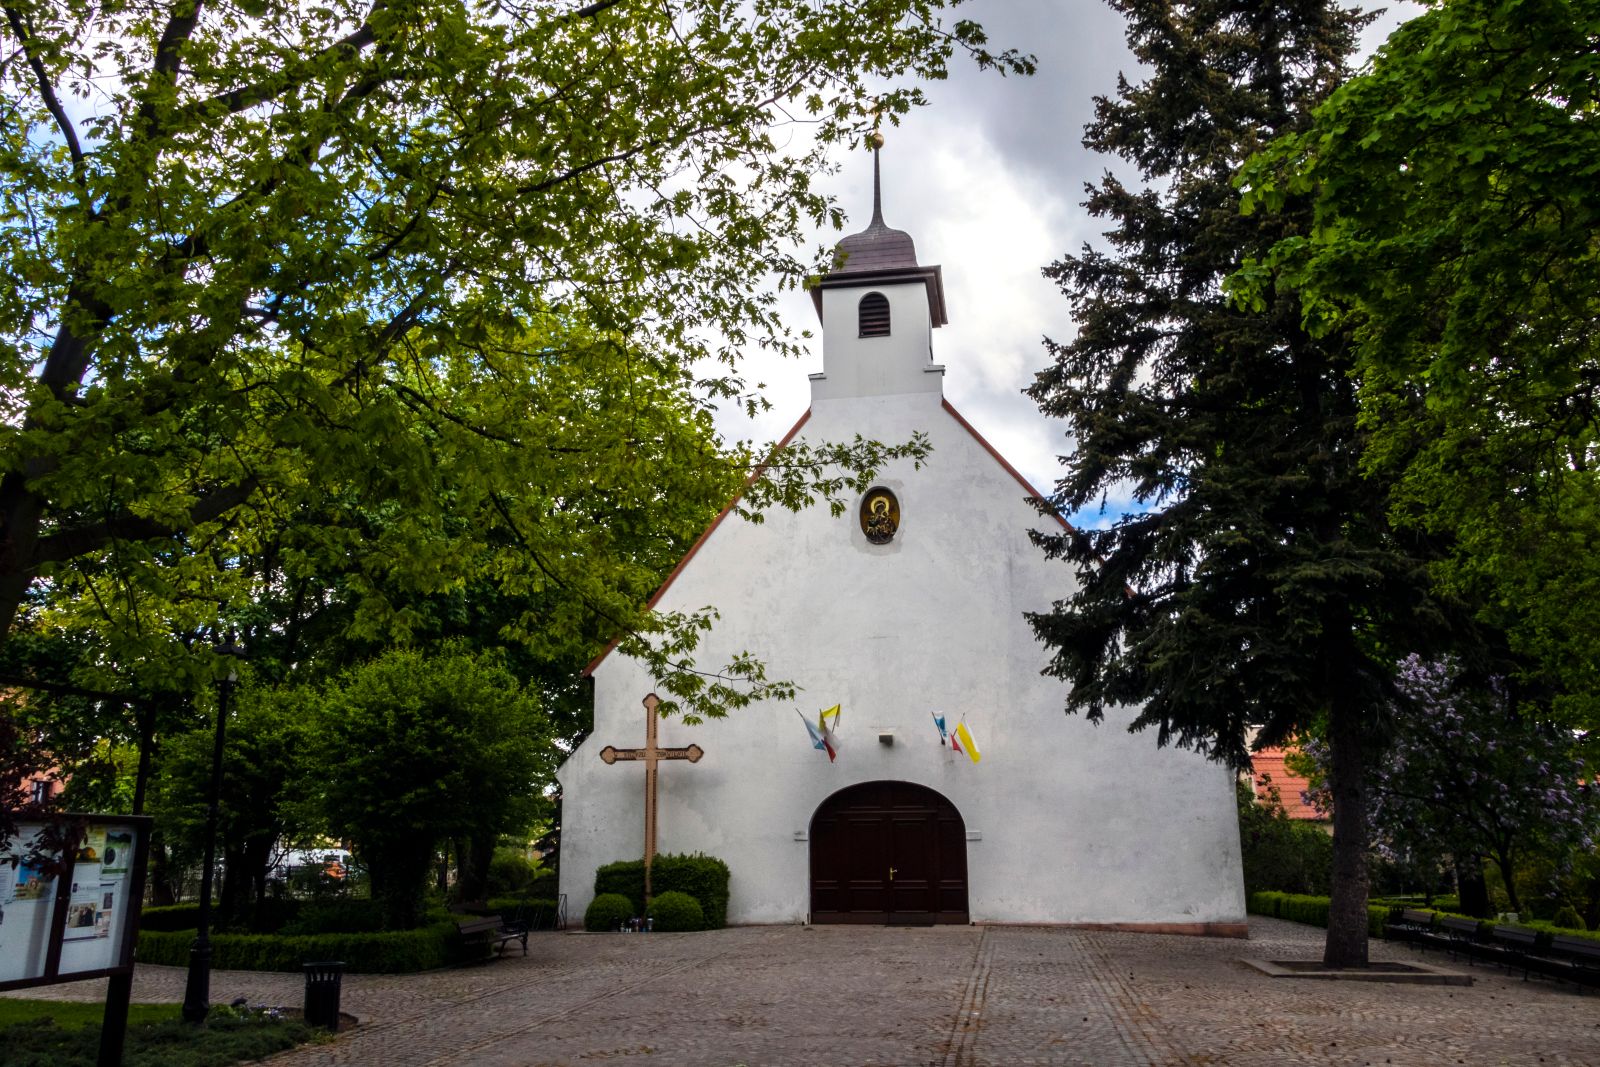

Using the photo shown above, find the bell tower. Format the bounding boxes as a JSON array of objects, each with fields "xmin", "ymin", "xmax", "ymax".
[{"xmin": 807, "ymin": 146, "xmax": 949, "ymax": 404}]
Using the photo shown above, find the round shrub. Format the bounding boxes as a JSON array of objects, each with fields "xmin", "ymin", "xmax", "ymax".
[
  {"xmin": 1551, "ymin": 904, "xmax": 1588, "ymax": 931},
  {"xmin": 585, "ymin": 892, "xmax": 635, "ymax": 932},
  {"xmin": 647, "ymin": 891, "xmax": 703, "ymax": 932},
  {"xmin": 487, "ymin": 850, "xmax": 539, "ymax": 896}
]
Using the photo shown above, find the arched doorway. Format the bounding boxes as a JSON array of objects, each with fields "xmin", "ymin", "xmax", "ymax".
[{"xmin": 809, "ymin": 781, "xmax": 968, "ymax": 925}]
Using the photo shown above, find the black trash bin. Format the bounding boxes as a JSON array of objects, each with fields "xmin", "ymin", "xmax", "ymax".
[{"xmin": 302, "ymin": 961, "xmax": 346, "ymax": 1030}]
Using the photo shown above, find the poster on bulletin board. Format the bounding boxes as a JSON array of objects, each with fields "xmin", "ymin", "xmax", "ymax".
[{"xmin": 0, "ymin": 814, "xmax": 151, "ymax": 992}]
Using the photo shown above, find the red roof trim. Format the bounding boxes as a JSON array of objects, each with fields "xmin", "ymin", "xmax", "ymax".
[
  {"xmin": 582, "ymin": 409, "xmax": 815, "ymax": 678},
  {"xmin": 940, "ymin": 398, "xmax": 1073, "ymax": 532}
]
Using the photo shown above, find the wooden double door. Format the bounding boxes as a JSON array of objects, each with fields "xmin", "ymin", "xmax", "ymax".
[{"xmin": 809, "ymin": 781, "xmax": 969, "ymax": 925}]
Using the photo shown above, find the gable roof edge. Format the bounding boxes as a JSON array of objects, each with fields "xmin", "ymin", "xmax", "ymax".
[
  {"xmin": 581, "ymin": 408, "xmax": 814, "ymax": 678},
  {"xmin": 940, "ymin": 398, "xmax": 1072, "ymax": 532}
]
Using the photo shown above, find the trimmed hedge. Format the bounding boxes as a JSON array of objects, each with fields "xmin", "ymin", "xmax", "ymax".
[
  {"xmin": 594, "ymin": 853, "xmax": 730, "ymax": 929},
  {"xmin": 137, "ymin": 918, "xmax": 466, "ymax": 972},
  {"xmin": 278, "ymin": 898, "xmax": 385, "ymax": 935},
  {"xmin": 1526, "ymin": 919, "xmax": 1600, "ymax": 943},
  {"xmin": 646, "ymin": 891, "xmax": 704, "ymax": 932},
  {"xmin": 585, "ymin": 893, "xmax": 635, "ymax": 932},
  {"xmin": 1245, "ymin": 891, "xmax": 1389, "ymax": 939}
]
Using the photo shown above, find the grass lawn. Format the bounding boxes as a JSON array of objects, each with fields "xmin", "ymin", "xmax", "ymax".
[{"xmin": 0, "ymin": 998, "xmax": 319, "ymax": 1067}]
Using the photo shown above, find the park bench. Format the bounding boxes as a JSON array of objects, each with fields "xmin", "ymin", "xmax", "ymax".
[
  {"xmin": 1488, "ymin": 925, "xmax": 1540, "ymax": 979},
  {"xmin": 1384, "ymin": 908, "xmax": 1437, "ymax": 947},
  {"xmin": 1438, "ymin": 916, "xmax": 1483, "ymax": 963},
  {"xmin": 1544, "ymin": 935, "xmax": 1600, "ymax": 991},
  {"xmin": 456, "ymin": 913, "xmax": 529, "ymax": 958}
]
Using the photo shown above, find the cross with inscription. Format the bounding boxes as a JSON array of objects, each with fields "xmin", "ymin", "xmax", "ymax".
[{"xmin": 599, "ymin": 693, "xmax": 704, "ymax": 908}]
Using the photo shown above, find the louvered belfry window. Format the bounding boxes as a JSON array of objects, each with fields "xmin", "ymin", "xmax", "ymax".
[{"xmin": 858, "ymin": 292, "xmax": 891, "ymax": 337}]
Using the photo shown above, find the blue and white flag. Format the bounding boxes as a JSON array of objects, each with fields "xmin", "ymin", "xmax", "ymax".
[{"xmin": 932, "ymin": 712, "xmax": 949, "ymax": 744}]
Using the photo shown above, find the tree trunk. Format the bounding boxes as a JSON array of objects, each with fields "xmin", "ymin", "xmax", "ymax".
[
  {"xmin": 454, "ymin": 832, "xmax": 495, "ymax": 905},
  {"xmin": 219, "ymin": 847, "xmax": 244, "ymax": 928},
  {"xmin": 1323, "ymin": 694, "xmax": 1371, "ymax": 968},
  {"xmin": 1495, "ymin": 852, "xmax": 1521, "ymax": 913},
  {"xmin": 147, "ymin": 836, "xmax": 176, "ymax": 907},
  {"xmin": 1456, "ymin": 857, "xmax": 1491, "ymax": 917}
]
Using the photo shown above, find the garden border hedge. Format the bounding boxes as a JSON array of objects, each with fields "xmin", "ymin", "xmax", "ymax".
[
  {"xmin": 137, "ymin": 918, "xmax": 468, "ymax": 973},
  {"xmin": 1245, "ymin": 891, "xmax": 1389, "ymax": 938}
]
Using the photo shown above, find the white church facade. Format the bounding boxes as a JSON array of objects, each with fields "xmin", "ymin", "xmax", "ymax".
[{"xmin": 556, "ymin": 167, "xmax": 1247, "ymax": 933}]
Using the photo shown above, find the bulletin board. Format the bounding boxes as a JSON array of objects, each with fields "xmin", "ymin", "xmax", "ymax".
[{"xmin": 0, "ymin": 815, "xmax": 152, "ymax": 991}]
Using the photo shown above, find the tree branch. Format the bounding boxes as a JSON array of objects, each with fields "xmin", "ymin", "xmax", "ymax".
[
  {"xmin": 32, "ymin": 478, "xmax": 261, "ymax": 566},
  {"xmin": 185, "ymin": 21, "xmax": 379, "ymax": 121},
  {"xmin": 573, "ymin": 0, "xmax": 627, "ymax": 17},
  {"xmin": 3, "ymin": 5, "xmax": 84, "ymax": 179},
  {"xmin": 135, "ymin": 0, "xmax": 205, "ymax": 131}
]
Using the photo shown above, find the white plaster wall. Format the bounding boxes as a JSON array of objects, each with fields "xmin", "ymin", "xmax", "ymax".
[
  {"xmin": 810, "ymin": 282, "xmax": 941, "ymax": 402},
  {"xmin": 557, "ymin": 380, "xmax": 1247, "ymax": 927}
]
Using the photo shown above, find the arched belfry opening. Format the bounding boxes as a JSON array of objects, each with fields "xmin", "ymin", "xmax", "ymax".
[
  {"xmin": 858, "ymin": 292, "xmax": 891, "ymax": 337},
  {"xmin": 809, "ymin": 780, "xmax": 969, "ymax": 925}
]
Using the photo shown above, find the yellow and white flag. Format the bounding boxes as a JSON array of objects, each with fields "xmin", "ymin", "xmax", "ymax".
[
  {"xmin": 818, "ymin": 704, "xmax": 842, "ymax": 755},
  {"xmin": 954, "ymin": 722, "xmax": 981, "ymax": 764}
]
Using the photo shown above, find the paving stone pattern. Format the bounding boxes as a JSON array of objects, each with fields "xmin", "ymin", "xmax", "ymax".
[{"xmin": 10, "ymin": 918, "xmax": 1599, "ymax": 1065}]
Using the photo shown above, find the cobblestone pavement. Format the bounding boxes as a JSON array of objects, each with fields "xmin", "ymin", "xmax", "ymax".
[{"xmin": 11, "ymin": 918, "xmax": 1600, "ymax": 1066}]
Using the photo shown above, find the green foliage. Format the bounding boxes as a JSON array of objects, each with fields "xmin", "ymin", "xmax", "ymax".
[
  {"xmin": 137, "ymin": 903, "xmax": 201, "ymax": 932},
  {"xmin": 137, "ymin": 919, "xmax": 460, "ymax": 973},
  {"xmin": 1526, "ymin": 919, "xmax": 1600, "ymax": 943},
  {"xmin": 1234, "ymin": 0, "xmax": 1600, "ymax": 726},
  {"xmin": 0, "ymin": 1004, "xmax": 312, "ymax": 1067},
  {"xmin": 1246, "ymin": 891, "xmax": 1391, "ymax": 939},
  {"xmin": 484, "ymin": 898, "xmax": 562, "ymax": 930},
  {"xmin": 149, "ymin": 686, "xmax": 320, "ymax": 928},
  {"xmin": 594, "ymin": 853, "xmax": 731, "ymax": 928},
  {"xmin": 584, "ymin": 893, "xmax": 636, "ymax": 933},
  {"xmin": 1235, "ymin": 780, "xmax": 1333, "ymax": 895},
  {"xmin": 0, "ymin": 1000, "xmax": 179, "ymax": 1030},
  {"xmin": 646, "ymin": 891, "xmax": 705, "ymax": 932},
  {"xmin": 315, "ymin": 644, "xmax": 550, "ymax": 929},
  {"xmin": 0, "ymin": 0, "xmax": 1025, "ymax": 730},
  {"xmin": 1551, "ymin": 905, "xmax": 1587, "ymax": 932},
  {"xmin": 486, "ymin": 850, "xmax": 540, "ymax": 898},
  {"xmin": 1025, "ymin": 0, "xmax": 1434, "ymax": 969},
  {"xmin": 278, "ymin": 899, "xmax": 387, "ymax": 936}
]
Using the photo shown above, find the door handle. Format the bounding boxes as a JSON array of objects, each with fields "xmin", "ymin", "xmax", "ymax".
[{"xmin": 888, "ymin": 867, "xmax": 896, "ymax": 882}]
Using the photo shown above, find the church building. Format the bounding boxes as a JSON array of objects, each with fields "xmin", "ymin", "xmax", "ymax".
[{"xmin": 557, "ymin": 162, "xmax": 1247, "ymax": 933}]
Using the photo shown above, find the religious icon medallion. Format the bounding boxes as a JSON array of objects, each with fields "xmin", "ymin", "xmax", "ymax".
[{"xmin": 860, "ymin": 487, "xmax": 900, "ymax": 544}]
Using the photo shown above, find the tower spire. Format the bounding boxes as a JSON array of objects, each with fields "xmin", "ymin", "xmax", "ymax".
[
  {"xmin": 871, "ymin": 143, "xmax": 885, "ymax": 228},
  {"xmin": 869, "ymin": 126, "xmax": 886, "ymax": 228}
]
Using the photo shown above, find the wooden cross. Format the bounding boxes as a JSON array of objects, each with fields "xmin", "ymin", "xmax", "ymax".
[{"xmin": 598, "ymin": 692, "xmax": 703, "ymax": 908}]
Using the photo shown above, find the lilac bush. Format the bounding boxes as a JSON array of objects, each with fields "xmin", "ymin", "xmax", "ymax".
[{"xmin": 1305, "ymin": 655, "xmax": 1597, "ymax": 912}]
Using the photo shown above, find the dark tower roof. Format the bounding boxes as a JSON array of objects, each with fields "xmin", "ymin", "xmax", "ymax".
[
  {"xmin": 829, "ymin": 150, "xmax": 919, "ymax": 273},
  {"xmin": 809, "ymin": 147, "xmax": 948, "ymax": 327}
]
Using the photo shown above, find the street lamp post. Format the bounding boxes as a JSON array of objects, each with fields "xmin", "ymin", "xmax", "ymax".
[{"xmin": 182, "ymin": 632, "xmax": 241, "ymax": 1025}]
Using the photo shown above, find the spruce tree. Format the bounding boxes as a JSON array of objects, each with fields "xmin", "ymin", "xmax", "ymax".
[{"xmin": 1028, "ymin": 0, "xmax": 1440, "ymax": 966}]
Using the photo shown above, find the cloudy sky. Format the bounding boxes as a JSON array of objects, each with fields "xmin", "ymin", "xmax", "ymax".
[{"xmin": 716, "ymin": 0, "xmax": 1420, "ymax": 529}]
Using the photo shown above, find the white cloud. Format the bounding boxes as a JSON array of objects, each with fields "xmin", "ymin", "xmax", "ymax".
[{"xmin": 713, "ymin": 1, "xmax": 1426, "ymax": 512}]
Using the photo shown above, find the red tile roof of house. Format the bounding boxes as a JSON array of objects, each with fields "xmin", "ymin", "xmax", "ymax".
[{"xmin": 1251, "ymin": 746, "xmax": 1323, "ymax": 820}]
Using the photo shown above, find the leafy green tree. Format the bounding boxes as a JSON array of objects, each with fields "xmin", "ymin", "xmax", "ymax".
[
  {"xmin": 1300, "ymin": 655, "xmax": 1599, "ymax": 915},
  {"xmin": 1234, "ymin": 0, "xmax": 1600, "ymax": 727},
  {"xmin": 1025, "ymin": 0, "xmax": 1452, "ymax": 966},
  {"xmin": 151, "ymin": 685, "xmax": 319, "ymax": 928},
  {"xmin": 1235, "ymin": 779, "xmax": 1332, "ymax": 896},
  {"xmin": 316, "ymin": 644, "xmax": 550, "ymax": 928},
  {"xmin": 0, "ymin": 0, "xmax": 1026, "ymax": 687}
]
